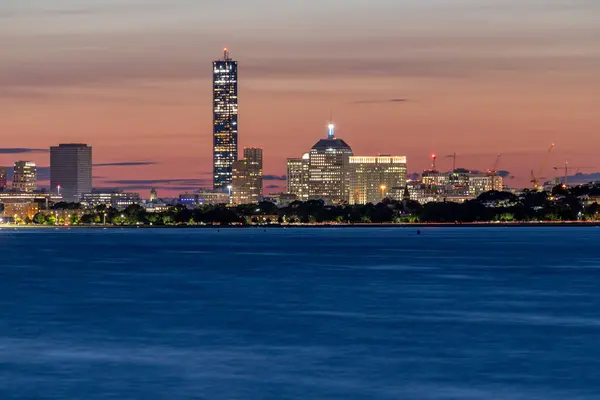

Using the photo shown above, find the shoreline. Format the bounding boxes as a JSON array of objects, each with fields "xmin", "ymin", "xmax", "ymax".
[{"xmin": 1, "ymin": 222, "xmax": 600, "ymax": 229}]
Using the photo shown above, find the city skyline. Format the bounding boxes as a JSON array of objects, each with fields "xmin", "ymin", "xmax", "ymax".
[{"xmin": 1, "ymin": 1, "xmax": 599, "ymax": 194}]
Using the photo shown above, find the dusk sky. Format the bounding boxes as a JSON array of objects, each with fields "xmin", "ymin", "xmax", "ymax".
[{"xmin": 1, "ymin": 0, "xmax": 599, "ymax": 194}]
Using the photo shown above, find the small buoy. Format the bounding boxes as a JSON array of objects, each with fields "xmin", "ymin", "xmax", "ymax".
[{"xmin": 417, "ymin": 230, "xmax": 421, "ymax": 235}]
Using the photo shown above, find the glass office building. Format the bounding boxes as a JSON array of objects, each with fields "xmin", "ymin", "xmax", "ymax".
[{"xmin": 213, "ymin": 48, "xmax": 238, "ymax": 190}]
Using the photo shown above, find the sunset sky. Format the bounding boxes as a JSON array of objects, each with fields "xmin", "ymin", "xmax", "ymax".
[{"xmin": 1, "ymin": 0, "xmax": 599, "ymax": 195}]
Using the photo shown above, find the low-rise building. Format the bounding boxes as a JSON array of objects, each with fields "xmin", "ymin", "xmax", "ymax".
[
  {"xmin": 468, "ymin": 173, "xmax": 503, "ymax": 196},
  {"xmin": 417, "ymin": 169, "xmax": 503, "ymax": 202},
  {"xmin": 0, "ymin": 192, "xmax": 62, "ymax": 211},
  {"xmin": 142, "ymin": 202, "xmax": 171, "ymax": 213},
  {"xmin": 81, "ymin": 191, "xmax": 141, "ymax": 210},
  {"xmin": 264, "ymin": 193, "xmax": 298, "ymax": 208},
  {"xmin": 3, "ymin": 201, "xmax": 39, "ymax": 221},
  {"xmin": 179, "ymin": 190, "xmax": 230, "ymax": 207},
  {"xmin": 405, "ymin": 181, "xmax": 444, "ymax": 204}
]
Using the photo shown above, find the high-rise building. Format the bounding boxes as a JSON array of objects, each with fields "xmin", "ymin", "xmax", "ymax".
[
  {"xmin": 213, "ymin": 48, "xmax": 238, "ymax": 191},
  {"xmin": 286, "ymin": 153, "xmax": 309, "ymax": 200},
  {"xmin": 232, "ymin": 148, "xmax": 263, "ymax": 205},
  {"xmin": 50, "ymin": 144, "xmax": 92, "ymax": 202},
  {"xmin": 12, "ymin": 161, "xmax": 37, "ymax": 193},
  {"xmin": 0, "ymin": 167, "xmax": 7, "ymax": 190},
  {"xmin": 308, "ymin": 124, "xmax": 353, "ymax": 203},
  {"xmin": 348, "ymin": 155, "xmax": 407, "ymax": 204}
]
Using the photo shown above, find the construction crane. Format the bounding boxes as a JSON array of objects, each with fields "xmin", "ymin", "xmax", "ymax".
[
  {"xmin": 553, "ymin": 162, "xmax": 594, "ymax": 187},
  {"xmin": 487, "ymin": 153, "xmax": 502, "ymax": 191},
  {"xmin": 531, "ymin": 143, "xmax": 555, "ymax": 191}
]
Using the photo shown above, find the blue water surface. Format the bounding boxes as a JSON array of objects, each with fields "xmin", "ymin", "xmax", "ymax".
[{"xmin": 1, "ymin": 227, "xmax": 600, "ymax": 399}]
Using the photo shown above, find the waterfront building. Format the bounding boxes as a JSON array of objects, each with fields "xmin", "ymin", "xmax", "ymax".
[
  {"xmin": 348, "ymin": 155, "xmax": 407, "ymax": 204},
  {"xmin": 0, "ymin": 192, "xmax": 62, "ymax": 221},
  {"xmin": 581, "ymin": 194, "xmax": 600, "ymax": 207},
  {"xmin": 0, "ymin": 192, "xmax": 62, "ymax": 205},
  {"xmin": 179, "ymin": 190, "xmax": 230, "ymax": 207},
  {"xmin": 420, "ymin": 169, "xmax": 503, "ymax": 201},
  {"xmin": 50, "ymin": 144, "xmax": 92, "ymax": 202},
  {"xmin": 0, "ymin": 167, "xmax": 6, "ymax": 190},
  {"xmin": 421, "ymin": 170, "xmax": 450, "ymax": 187},
  {"xmin": 231, "ymin": 148, "xmax": 263, "ymax": 205},
  {"xmin": 3, "ymin": 201, "xmax": 39, "ymax": 221},
  {"xmin": 264, "ymin": 193, "xmax": 298, "ymax": 208},
  {"xmin": 12, "ymin": 161, "xmax": 37, "ymax": 193},
  {"xmin": 307, "ymin": 124, "xmax": 353, "ymax": 204},
  {"xmin": 213, "ymin": 48, "xmax": 238, "ymax": 190},
  {"xmin": 468, "ymin": 173, "xmax": 503, "ymax": 196},
  {"xmin": 80, "ymin": 190, "xmax": 141, "ymax": 210},
  {"xmin": 286, "ymin": 154, "xmax": 309, "ymax": 200},
  {"xmin": 143, "ymin": 202, "xmax": 170, "ymax": 213},
  {"xmin": 405, "ymin": 181, "xmax": 445, "ymax": 204}
]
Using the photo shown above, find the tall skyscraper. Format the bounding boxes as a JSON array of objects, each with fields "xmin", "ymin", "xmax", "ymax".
[
  {"xmin": 308, "ymin": 124, "xmax": 353, "ymax": 203},
  {"xmin": 50, "ymin": 144, "xmax": 92, "ymax": 202},
  {"xmin": 0, "ymin": 167, "xmax": 7, "ymax": 190},
  {"xmin": 348, "ymin": 155, "xmax": 407, "ymax": 204},
  {"xmin": 213, "ymin": 48, "xmax": 238, "ymax": 191},
  {"xmin": 286, "ymin": 153, "xmax": 309, "ymax": 200},
  {"xmin": 232, "ymin": 148, "xmax": 263, "ymax": 205},
  {"xmin": 12, "ymin": 161, "xmax": 37, "ymax": 193}
]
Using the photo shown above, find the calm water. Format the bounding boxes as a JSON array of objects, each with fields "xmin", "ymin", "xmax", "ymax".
[{"xmin": 1, "ymin": 227, "xmax": 600, "ymax": 399}]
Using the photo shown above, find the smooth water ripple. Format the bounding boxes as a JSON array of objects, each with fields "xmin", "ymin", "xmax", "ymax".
[{"xmin": 1, "ymin": 227, "xmax": 599, "ymax": 399}]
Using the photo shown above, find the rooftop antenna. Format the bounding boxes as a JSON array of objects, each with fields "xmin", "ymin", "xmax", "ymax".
[
  {"xmin": 431, "ymin": 154, "xmax": 437, "ymax": 171},
  {"xmin": 223, "ymin": 47, "xmax": 231, "ymax": 61},
  {"xmin": 327, "ymin": 108, "xmax": 335, "ymax": 139},
  {"xmin": 327, "ymin": 123, "xmax": 335, "ymax": 139}
]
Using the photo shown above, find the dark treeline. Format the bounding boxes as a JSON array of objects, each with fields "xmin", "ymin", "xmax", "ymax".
[{"xmin": 29, "ymin": 183, "xmax": 600, "ymax": 226}]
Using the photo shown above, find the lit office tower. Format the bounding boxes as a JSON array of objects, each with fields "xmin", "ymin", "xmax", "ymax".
[
  {"xmin": 286, "ymin": 153, "xmax": 309, "ymax": 200},
  {"xmin": 50, "ymin": 144, "xmax": 92, "ymax": 202},
  {"xmin": 12, "ymin": 161, "xmax": 37, "ymax": 193},
  {"xmin": 0, "ymin": 167, "xmax": 7, "ymax": 190},
  {"xmin": 348, "ymin": 155, "xmax": 407, "ymax": 204},
  {"xmin": 232, "ymin": 148, "xmax": 263, "ymax": 205},
  {"xmin": 213, "ymin": 48, "xmax": 238, "ymax": 190},
  {"xmin": 308, "ymin": 124, "xmax": 353, "ymax": 203}
]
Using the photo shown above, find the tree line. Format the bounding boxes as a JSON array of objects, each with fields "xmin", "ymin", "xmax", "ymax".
[{"xmin": 23, "ymin": 183, "xmax": 600, "ymax": 226}]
